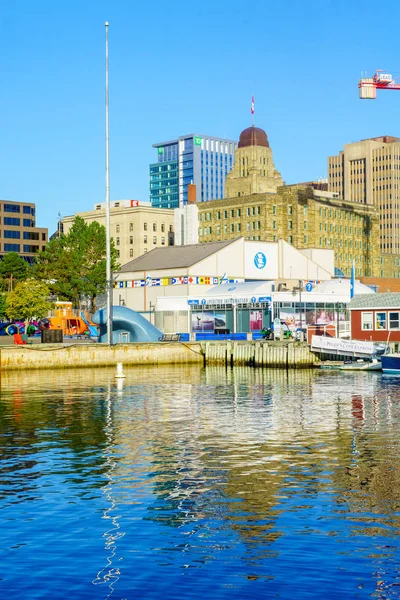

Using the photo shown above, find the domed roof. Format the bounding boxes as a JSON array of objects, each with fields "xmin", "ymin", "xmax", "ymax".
[{"xmin": 238, "ymin": 126, "xmax": 269, "ymax": 148}]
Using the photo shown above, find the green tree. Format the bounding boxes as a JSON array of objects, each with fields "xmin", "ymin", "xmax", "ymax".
[
  {"xmin": 0, "ymin": 253, "xmax": 29, "ymax": 290},
  {"xmin": 0, "ymin": 294, "xmax": 7, "ymax": 319},
  {"xmin": 6, "ymin": 279, "xmax": 51, "ymax": 321},
  {"xmin": 34, "ymin": 216, "xmax": 119, "ymax": 310}
]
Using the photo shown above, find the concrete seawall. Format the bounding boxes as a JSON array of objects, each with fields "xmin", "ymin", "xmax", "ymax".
[
  {"xmin": 0, "ymin": 342, "xmax": 204, "ymax": 371},
  {"xmin": 0, "ymin": 340, "xmax": 319, "ymax": 371}
]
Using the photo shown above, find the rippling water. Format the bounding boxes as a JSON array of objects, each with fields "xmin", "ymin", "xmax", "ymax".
[{"xmin": 1, "ymin": 365, "xmax": 400, "ymax": 599}]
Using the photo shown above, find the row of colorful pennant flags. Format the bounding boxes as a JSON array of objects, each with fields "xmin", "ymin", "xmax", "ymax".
[{"xmin": 114, "ymin": 276, "xmax": 242, "ymax": 289}]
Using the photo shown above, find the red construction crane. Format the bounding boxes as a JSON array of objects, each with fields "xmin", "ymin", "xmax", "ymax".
[{"xmin": 359, "ymin": 70, "xmax": 400, "ymax": 99}]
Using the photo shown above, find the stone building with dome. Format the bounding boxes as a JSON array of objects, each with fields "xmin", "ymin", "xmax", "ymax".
[
  {"xmin": 225, "ymin": 126, "xmax": 283, "ymax": 198},
  {"xmin": 197, "ymin": 124, "xmax": 387, "ymax": 279}
]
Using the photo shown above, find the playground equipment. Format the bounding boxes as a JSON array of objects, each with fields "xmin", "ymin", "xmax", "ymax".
[
  {"xmin": 48, "ymin": 302, "xmax": 98, "ymax": 337},
  {"xmin": 92, "ymin": 305, "xmax": 162, "ymax": 344}
]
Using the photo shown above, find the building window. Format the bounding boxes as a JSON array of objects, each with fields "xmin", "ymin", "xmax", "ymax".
[
  {"xmin": 23, "ymin": 219, "xmax": 33, "ymax": 227},
  {"xmin": 4, "ymin": 204, "xmax": 20, "ymax": 213},
  {"xmin": 116, "ymin": 224, "xmax": 120, "ymax": 233},
  {"xmin": 144, "ymin": 222, "xmax": 147, "ymax": 231},
  {"xmin": 272, "ymin": 206, "xmax": 277, "ymax": 215},
  {"xmin": 246, "ymin": 207, "xmax": 250, "ymax": 216},
  {"xmin": 42, "ymin": 233, "xmax": 46, "ymax": 241},
  {"xmin": 237, "ymin": 223, "xmax": 241, "ymax": 232},
  {"xmin": 4, "ymin": 230, "xmax": 20, "ymax": 239},
  {"xmin": 230, "ymin": 210, "xmax": 235, "ymax": 218},
  {"xmin": 4, "ymin": 217, "xmax": 20, "ymax": 226},
  {"xmin": 153, "ymin": 236, "xmax": 157, "ymax": 244},
  {"xmin": 116, "ymin": 237, "xmax": 120, "ymax": 246},
  {"xmin": 237, "ymin": 209, "xmax": 241, "ymax": 217},
  {"xmin": 130, "ymin": 236, "xmax": 133, "ymax": 244},
  {"xmin": 223, "ymin": 211, "xmax": 227, "ymax": 218},
  {"xmin": 288, "ymin": 206, "xmax": 292, "ymax": 215},
  {"xmin": 230, "ymin": 224, "xmax": 234, "ymax": 232},
  {"xmin": 304, "ymin": 221, "xmax": 307, "ymax": 230},
  {"xmin": 375, "ymin": 312, "xmax": 387, "ymax": 330},
  {"xmin": 161, "ymin": 237, "xmax": 165, "ymax": 245},
  {"xmin": 288, "ymin": 236, "xmax": 292, "ymax": 244},
  {"xmin": 153, "ymin": 223, "xmax": 157, "ymax": 232},
  {"xmin": 129, "ymin": 223, "xmax": 133, "ymax": 231},
  {"xmin": 130, "ymin": 249, "xmax": 134, "ymax": 257},
  {"xmin": 169, "ymin": 225, "xmax": 173, "ymax": 232},
  {"xmin": 304, "ymin": 235, "xmax": 308, "ymax": 243},
  {"xmin": 273, "ymin": 221, "xmax": 277, "ymax": 230},
  {"xmin": 4, "ymin": 244, "xmax": 20, "ymax": 251},
  {"xmin": 389, "ymin": 312, "xmax": 400, "ymax": 330},
  {"xmin": 116, "ymin": 250, "xmax": 120, "ymax": 257},
  {"xmin": 144, "ymin": 235, "xmax": 147, "ymax": 243},
  {"xmin": 361, "ymin": 312, "xmax": 373, "ymax": 330}
]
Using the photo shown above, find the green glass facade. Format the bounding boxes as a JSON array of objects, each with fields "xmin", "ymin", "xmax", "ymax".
[{"xmin": 150, "ymin": 160, "xmax": 179, "ymax": 208}]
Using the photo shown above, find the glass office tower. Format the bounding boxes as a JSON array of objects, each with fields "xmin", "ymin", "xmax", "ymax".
[{"xmin": 150, "ymin": 134, "xmax": 237, "ymax": 208}]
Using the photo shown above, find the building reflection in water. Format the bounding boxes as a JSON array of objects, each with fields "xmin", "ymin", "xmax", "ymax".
[{"xmin": 1, "ymin": 366, "xmax": 400, "ymax": 594}]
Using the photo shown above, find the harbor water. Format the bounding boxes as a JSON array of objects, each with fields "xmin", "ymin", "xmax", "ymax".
[{"xmin": 1, "ymin": 365, "xmax": 400, "ymax": 599}]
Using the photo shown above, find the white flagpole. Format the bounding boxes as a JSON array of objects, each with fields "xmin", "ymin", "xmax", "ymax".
[{"xmin": 105, "ymin": 22, "xmax": 112, "ymax": 344}]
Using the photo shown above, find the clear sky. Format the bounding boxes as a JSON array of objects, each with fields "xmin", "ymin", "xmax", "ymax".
[{"xmin": 2, "ymin": 0, "xmax": 400, "ymax": 234}]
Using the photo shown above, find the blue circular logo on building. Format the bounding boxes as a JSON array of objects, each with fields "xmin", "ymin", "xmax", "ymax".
[
  {"xmin": 305, "ymin": 282, "xmax": 313, "ymax": 292},
  {"xmin": 254, "ymin": 252, "xmax": 267, "ymax": 269}
]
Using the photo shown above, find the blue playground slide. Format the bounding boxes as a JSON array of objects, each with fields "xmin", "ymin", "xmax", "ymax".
[
  {"xmin": 80, "ymin": 312, "xmax": 99, "ymax": 337},
  {"xmin": 92, "ymin": 305, "xmax": 162, "ymax": 344}
]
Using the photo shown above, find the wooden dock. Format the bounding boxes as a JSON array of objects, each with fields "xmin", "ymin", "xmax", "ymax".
[{"xmin": 202, "ymin": 341, "xmax": 319, "ymax": 368}]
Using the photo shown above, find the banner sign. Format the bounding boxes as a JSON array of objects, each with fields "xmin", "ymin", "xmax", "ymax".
[{"xmin": 311, "ymin": 336, "xmax": 374, "ymax": 355}]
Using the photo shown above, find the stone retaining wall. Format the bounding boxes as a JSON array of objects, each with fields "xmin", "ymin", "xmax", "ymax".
[
  {"xmin": 0, "ymin": 342, "xmax": 204, "ymax": 371},
  {"xmin": 0, "ymin": 340, "xmax": 320, "ymax": 371}
]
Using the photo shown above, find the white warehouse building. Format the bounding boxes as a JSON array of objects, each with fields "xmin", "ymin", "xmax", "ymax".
[{"xmin": 112, "ymin": 236, "xmax": 361, "ymax": 335}]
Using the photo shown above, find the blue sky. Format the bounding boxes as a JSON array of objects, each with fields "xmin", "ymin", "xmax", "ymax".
[{"xmin": 1, "ymin": 0, "xmax": 400, "ymax": 234}]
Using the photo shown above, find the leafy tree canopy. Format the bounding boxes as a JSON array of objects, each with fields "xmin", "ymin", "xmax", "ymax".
[
  {"xmin": 6, "ymin": 279, "xmax": 51, "ymax": 321},
  {"xmin": 34, "ymin": 216, "xmax": 119, "ymax": 309},
  {"xmin": 0, "ymin": 252, "xmax": 29, "ymax": 283},
  {"xmin": 0, "ymin": 294, "xmax": 7, "ymax": 319}
]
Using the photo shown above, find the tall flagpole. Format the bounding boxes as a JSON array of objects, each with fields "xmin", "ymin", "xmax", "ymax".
[
  {"xmin": 251, "ymin": 95, "xmax": 255, "ymax": 126},
  {"xmin": 105, "ymin": 21, "xmax": 112, "ymax": 344}
]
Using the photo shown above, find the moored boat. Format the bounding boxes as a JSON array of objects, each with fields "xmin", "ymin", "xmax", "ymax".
[
  {"xmin": 338, "ymin": 359, "xmax": 382, "ymax": 371},
  {"xmin": 320, "ymin": 358, "xmax": 382, "ymax": 371},
  {"xmin": 381, "ymin": 354, "xmax": 400, "ymax": 374}
]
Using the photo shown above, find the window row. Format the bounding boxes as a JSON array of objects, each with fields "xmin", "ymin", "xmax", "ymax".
[{"xmin": 361, "ymin": 311, "xmax": 400, "ymax": 331}]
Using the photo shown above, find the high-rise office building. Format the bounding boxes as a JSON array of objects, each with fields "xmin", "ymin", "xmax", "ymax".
[
  {"xmin": 328, "ymin": 136, "xmax": 400, "ymax": 253},
  {"xmin": 150, "ymin": 134, "xmax": 237, "ymax": 209},
  {"xmin": 0, "ymin": 200, "xmax": 48, "ymax": 262}
]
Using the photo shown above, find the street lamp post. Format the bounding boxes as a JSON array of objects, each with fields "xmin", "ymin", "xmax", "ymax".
[{"xmin": 292, "ymin": 279, "xmax": 304, "ymax": 333}]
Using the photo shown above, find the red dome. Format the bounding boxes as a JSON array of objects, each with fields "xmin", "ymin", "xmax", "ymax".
[{"xmin": 238, "ymin": 126, "xmax": 269, "ymax": 148}]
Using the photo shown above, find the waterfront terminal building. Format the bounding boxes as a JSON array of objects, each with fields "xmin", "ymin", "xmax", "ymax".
[{"xmin": 113, "ymin": 237, "xmax": 373, "ymax": 336}]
